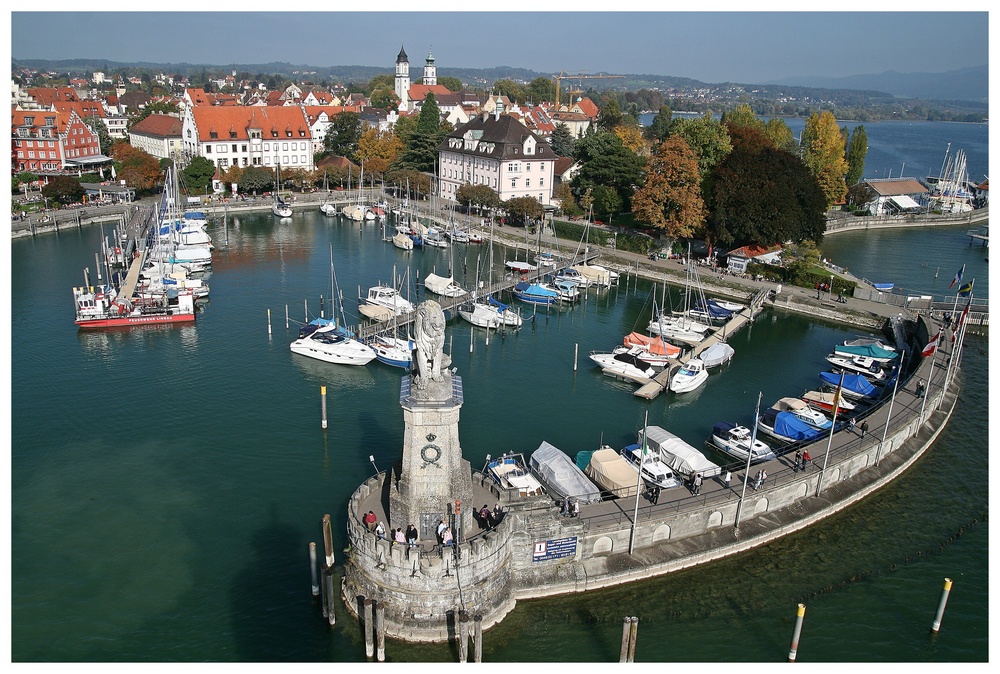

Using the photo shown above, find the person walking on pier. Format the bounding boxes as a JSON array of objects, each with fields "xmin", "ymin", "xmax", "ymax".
[
  {"xmin": 861, "ymin": 420, "xmax": 869, "ymax": 438},
  {"xmin": 364, "ymin": 510, "xmax": 377, "ymax": 532},
  {"xmin": 650, "ymin": 485, "xmax": 660, "ymax": 505},
  {"xmin": 802, "ymin": 450, "xmax": 812, "ymax": 470},
  {"xmin": 794, "ymin": 449, "xmax": 803, "ymax": 472},
  {"xmin": 436, "ymin": 519, "xmax": 447, "ymax": 544},
  {"xmin": 406, "ymin": 524, "xmax": 418, "ymax": 548},
  {"xmin": 394, "ymin": 527, "xmax": 406, "ymax": 547},
  {"xmin": 442, "ymin": 527, "xmax": 454, "ymax": 547},
  {"xmin": 374, "ymin": 521, "xmax": 386, "ymax": 540},
  {"xmin": 723, "ymin": 470, "xmax": 732, "ymax": 490},
  {"xmin": 694, "ymin": 473, "xmax": 703, "ymax": 495},
  {"xmin": 753, "ymin": 470, "xmax": 763, "ymax": 490},
  {"xmin": 571, "ymin": 500, "xmax": 580, "ymax": 518},
  {"xmin": 916, "ymin": 379, "xmax": 926, "ymax": 397},
  {"xmin": 849, "ymin": 417, "xmax": 856, "ymax": 434}
]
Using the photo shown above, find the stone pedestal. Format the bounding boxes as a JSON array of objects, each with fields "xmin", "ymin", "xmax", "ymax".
[{"xmin": 388, "ymin": 373, "xmax": 474, "ymax": 540}]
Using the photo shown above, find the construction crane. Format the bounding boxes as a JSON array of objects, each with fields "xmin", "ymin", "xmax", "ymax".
[{"xmin": 552, "ymin": 72, "xmax": 625, "ymax": 108}]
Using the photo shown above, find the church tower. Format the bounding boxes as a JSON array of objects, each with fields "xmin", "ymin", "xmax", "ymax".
[
  {"xmin": 394, "ymin": 45, "xmax": 411, "ymax": 103},
  {"xmin": 422, "ymin": 49, "xmax": 437, "ymax": 86}
]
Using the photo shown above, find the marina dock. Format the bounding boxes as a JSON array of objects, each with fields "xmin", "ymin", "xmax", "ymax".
[{"xmin": 634, "ymin": 287, "xmax": 770, "ymax": 399}]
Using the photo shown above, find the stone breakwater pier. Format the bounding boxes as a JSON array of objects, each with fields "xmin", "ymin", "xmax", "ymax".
[{"xmin": 340, "ymin": 305, "xmax": 961, "ymax": 642}]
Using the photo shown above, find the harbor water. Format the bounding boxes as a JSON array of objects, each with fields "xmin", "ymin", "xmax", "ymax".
[
  {"xmin": 12, "ymin": 120, "xmax": 988, "ymax": 662},
  {"xmin": 11, "ymin": 210, "xmax": 987, "ymax": 662}
]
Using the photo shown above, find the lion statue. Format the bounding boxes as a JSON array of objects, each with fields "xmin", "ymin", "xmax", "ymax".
[{"xmin": 413, "ymin": 300, "xmax": 451, "ymax": 386}]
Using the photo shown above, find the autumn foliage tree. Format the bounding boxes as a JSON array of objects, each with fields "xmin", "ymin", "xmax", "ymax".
[
  {"xmin": 108, "ymin": 141, "xmax": 162, "ymax": 194},
  {"xmin": 632, "ymin": 136, "xmax": 706, "ymax": 239},
  {"xmin": 801, "ymin": 111, "xmax": 848, "ymax": 208},
  {"xmin": 355, "ymin": 127, "xmax": 403, "ymax": 177}
]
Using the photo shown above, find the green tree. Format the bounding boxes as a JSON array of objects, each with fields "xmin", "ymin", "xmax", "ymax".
[
  {"xmin": 438, "ymin": 76, "xmax": 464, "ymax": 92},
  {"xmin": 763, "ymin": 117, "xmax": 798, "ymax": 153},
  {"xmin": 632, "ymin": 135, "xmax": 706, "ymax": 240},
  {"xmin": 670, "ymin": 114, "xmax": 733, "ymax": 180},
  {"xmin": 645, "ymin": 104, "xmax": 673, "ymax": 143},
  {"xmin": 416, "ymin": 94, "xmax": 441, "ymax": 135},
  {"xmin": 324, "ymin": 112, "xmax": 362, "ymax": 158},
  {"xmin": 183, "ymin": 156, "xmax": 217, "ymax": 193},
  {"xmin": 455, "ymin": 183, "xmax": 500, "ymax": 211},
  {"xmin": 238, "ymin": 166, "xmax": 275, "ymax": 193},
  {"xmin": 370, "ymin": 87, "xmax": 399, "ymax": 111},
  {"xmin": 42, "ymin": 175, "xmax": 85, "ymax": 205},
  {"xmin": 368, "ymin": 74, "xmax": 395, "ymax": 93},
  {"xmin": 801, "ymin": 111, "xmax": 848, "ymax": 208},
  {"xmin": 504, "ymin": 196, "xmax": 543, "ymax": 224},
  {"xmin": 704, "ymin": 144, "xmax": 827, "ymax": 249},
  {"xmin": 355, "ymin": 127, "xmax": 403, "ymax": 177},
  {"xmin": 549, "ymin": 123, "xmax": 576, "ymax": 157},
  {"xmin": 845, "ymin": 125, "xmax": 868, "ymax": 187},
  {"xmin": 596, "ymin": 98, "xmax": 623, "ymax": 131},
  {"xmin": 492, "ymin": 79, "xmax": 526, "ymax": 104},
  {"xmin": 571, "ymin": 129, "xmax": 645, "ymax": 210},
  {"xmin": 526, "ymin": 77, "xmax": 557, "ymax": 103},
  {"xmin": 393, "ymin": 114, "xmax": 418, "ymax": 146},
  {"xmin": 14, "ymin": 171, "xmax": 39, "ymax": 191},
  {"xmin": 720, "ymin": 104, "xmax": 763, "ymax": 132},
  {"xmin": 552, "ymin": 182, "xmax": 579, "ymax": 215},
  {"xmin": 83, "ymin": 116, "xmax": 113, "ymax": 155},
  {"xmin": 591, "ymin": 185, "xmax": 622, "ymax": 223}
]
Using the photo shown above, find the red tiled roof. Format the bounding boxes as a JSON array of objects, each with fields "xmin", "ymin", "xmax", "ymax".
[
  {"xmin": 190, "ymin": 106, "xmax": 311, "ymax": 143},
  {"xmin": 727, "ymin": 244, "xmax": 781, "ymax": 259},
  {"xmin": 27, "ymin": 87, "xmax": 79, "ymax": 106},
  {"xmin": 129, "ymin": 113, "xmax": 183, "ymax": 137},
  {"xmin": 407, "ymin": 84, "xmax": 453, "ymax": 102}
]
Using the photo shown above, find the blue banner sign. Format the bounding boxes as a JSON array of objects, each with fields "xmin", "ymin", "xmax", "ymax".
[{"xmin": 532, "ymin": 536, "xmax": 578, "ymax": 562}]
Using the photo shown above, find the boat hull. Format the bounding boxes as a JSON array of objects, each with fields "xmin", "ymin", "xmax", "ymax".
[{"xmin": 76, "ymin": 311, "xmax": 195, "ymax": 329}]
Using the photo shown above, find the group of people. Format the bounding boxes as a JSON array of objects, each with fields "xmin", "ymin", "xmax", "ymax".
[
  {"xmin": 687, "ymin": 471, "xmax": 703, "ymax": 495},
  {"xmin": 362, "ymin": 510, "xmax": 419, "ymax": 548},
  {"xmin": 436, "ymin": 520, "xmax": 454, "ymax": 547},
  {"xmin": 792, "ymin": 449, "xmax": 812, "ymax": 472},
  {"xmin": 752, "ymin": 469, "xmax": 769, "ymax": 490},
  {"xmin": 477, "ymin": 504, "xmax": 504, "ymax": 530},
  {"xmin": 560, "ymin": 496, "xmax": 581, "ymax": 517}
]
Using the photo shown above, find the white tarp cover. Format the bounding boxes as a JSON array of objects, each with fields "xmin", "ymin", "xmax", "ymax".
[
  {"xmin": 423, "ymin": 273, "xmax": 465, "ymax": 297},
  {"xmin": 529, "ymin": 441, "xmax": 603, "ymax": 503},
  {"xmin": 701, "ymin": 342, "xmax": 735, "ymax": 368},
  {"xmin": 640, "ymin": 425, "xmax": 721, "ymax": 477},
  {"xmin": 890, "ymin": 195, "xmax": 921, "ymax": 209},
  {"xmin": 585, "ymin": 448, "xmax": 640, "ymax": 498}
]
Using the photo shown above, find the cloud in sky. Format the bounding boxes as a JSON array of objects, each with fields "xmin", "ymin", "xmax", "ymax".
[{"xmin": 10, "ymin": 10, "xmax": 989, "ymax": 84}]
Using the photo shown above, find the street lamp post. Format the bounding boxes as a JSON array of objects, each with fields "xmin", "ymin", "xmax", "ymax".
[{"xmin": 829, "ymin": 274, "xmax": 834, "ymax": 300}]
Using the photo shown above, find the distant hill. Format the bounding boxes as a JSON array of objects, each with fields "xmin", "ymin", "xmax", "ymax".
[{"xmin": 767, "ymin": 65, "xmax": 987, "ymax": 103}]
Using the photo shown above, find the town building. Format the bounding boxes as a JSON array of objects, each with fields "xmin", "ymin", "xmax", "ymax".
[
  {"xmin": 181, "ymin": 105, "xmax": 314, "ymax": 172},
  {"xmin": 128, "ymin": 113, "xmax": 185, "ymax": 161},
  {"xmin": 437, "ymin": 106, "xmax": 556, "ymax": 206},
  {"xmin": 860, "ymin": 178, "xmax": 930, "ymax": 216},
  {"xmin": 12, "ymin": 107, "xmax": 108, "ymax": 174}
]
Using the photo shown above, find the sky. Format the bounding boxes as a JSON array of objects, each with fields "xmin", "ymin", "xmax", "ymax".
[{"xmin": 7, "ymin": 5, "xmax": 991, "ymax": 85}]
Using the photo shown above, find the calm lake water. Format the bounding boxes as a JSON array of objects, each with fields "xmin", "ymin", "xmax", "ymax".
[{"xmin": 11, "ymin": 120, "xmax": 988, "ymax": 662}]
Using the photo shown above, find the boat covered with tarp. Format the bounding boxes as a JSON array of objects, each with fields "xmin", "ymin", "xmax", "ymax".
[
  {"xmin": 529, "ymin": 441, "xmax": 603, "ymax": 504},
  {"xmin": 700, "ymin": 342, "xmax": 735, "ymax": 368},
  {"xmin": 819, "ymin": 371, "xmax": 878, "ymax": 399},
  {"xmin": 584, "ymin": 448, "xmax": 640, "ymax": 498},
  {"xmin": 833, "ymin": 342, "xmax": 898, "ymax": 363},
  {"xmin": 638, "ymin": 425, "xmax": 721, "ymax": 478},
  {"xmin": 757, "ymin": 408, "xmax": 824, "ymax": 443}
]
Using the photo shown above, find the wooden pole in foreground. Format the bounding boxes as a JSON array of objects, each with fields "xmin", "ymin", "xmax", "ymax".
[
  {"xmin": 320, "ymin": 386, "xmax": 328, "ymax": 430},
  {"xmin": 474, "ymin": 614, "xmax": 483, "ymax": 662},
  {"xmin": 574, "ymin": 342, "xmax": 579, "ymax": 371},
  {"xmin": 458, "ymin": 611, "xmax": 469, "ymax": 662},
  {"xmin": 267, "ymin": 308, "xmax": 272, "ymax": 336},
  {"xmin": 619, "ymin": 616, "xmax": 631, "ymax": 663},
  {"xmin": 323, "ymin": 567, "xmax": 335, "ymax": 626},
  {"xmin": 787, "ymin": 603, "xmax": 806, "ymax": 662},
  {"xmin": 626, "ymin": 616, "xmax": 639, "ymax": 662},
  {"xmin": 322, "ymin": 514, "xmax": 334, "ymax": 567},
  {"xmin": 374, "ymin": 601, "xmax": 386, "ymax": 662},
  {"xmin": 363, "ymin": 599, "xmax": 375, "ymax": 658},
  {"xmin": 309, "ymin": 542, "xmax": 319, "ymax": 596},
  {"xmin": 931, "ymin": 578, "xmax": 953, "ymax": 633}
]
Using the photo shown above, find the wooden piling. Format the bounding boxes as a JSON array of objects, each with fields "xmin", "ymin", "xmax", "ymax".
[
  {"xmin": 364, "ymin": 598, "xmax": 375, "ymax": 657},
  {"xmin": 474, "ymin": 614, "xmax": 483, "ymax": 662},
  {"xmin": 323, "ymin": 567, "xmax": 335, "ymax": 626},
  {"xmin": 309, "ymin": 542, "xmax": 319, "ymax": 596},
  {"xmin": 320, "ymin": 385, "xmax": 328, "ymax": 430},
  {"xmin": 931, "ymin": 578, "xmax": 953, "ymax": 633},
  {"xmin": 619, "ymin": 616, "xmax": 631, "ymax": 662},
  {"xmin": 319, "ymin": 561, "xmax": 329, "ymax": 619},
  {"xmin": 627, "ymin": 616, "xmax": 638, "ymax": 662},
  {"xmin": 574, "ymin": 342, "xmax": 579, "ymax": 371},
  {"xmin": 470, "ymin": 326, "xmax": 474, "ymax": 353},
  {"xmin": 374, "ymin": 601, "xmax": 386, "ymax": 661},
  {"xmin": 787, "ymin": 603, "xmax": 806, "ymax": 661},
  {"xmin": 304, "ymin": 298, "xmax": 308, "ymax": 323},
  {"xmin": 322, "ymin": 514, "xmax": 335, "ymax": 567},
  {"xmin": 458, "ymin": 610, "xmax": 469, "ymax": 663},
  {"xmin": 285, "ymin": 304, "xmax": 289, "ymax": 329}
]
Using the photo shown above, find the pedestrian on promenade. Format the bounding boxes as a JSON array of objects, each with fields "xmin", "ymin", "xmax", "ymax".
[
  {"xmin": 916, "ymin": 379, "xmax": 926, "ymax": 397},
  {"xmin": 688, "ymin": 470, "xmax": 697, "ymax": 493},
  {"xmin": 724, "ymin": 470, "xmax": 732, "ymax": 490},
  {"xmin": 442, "ymin": 527, "xmax": 454, "ymax": 547},
  {"xmin": 802, "ymin": 450, "xmax": 812, "ymax": 470},
  {"xmin": 752, "ymin": 470, "xmax": 762, "ymax": 490},
  {"xmin": 394, "ymin": 527, "xmax": 406, "ymax": 546},
  {"xmin": 794, "ymin": 449, "xmax": 803, "ymax": 472},
  {"xmin": 406, "ymin": 524, "xmax": 418, "ymax": 548},
  {"xmin": 650, "ymin": 485, "xmax": 660, "ymax": 505},
  {"xmin": 861, "ymin": 420, "xmax": 869, "ymax": 438},
  {"xmin": 760, "ymin": 470, "xmax": 767, "ymax": 488},
  {"xmin": 849, "ymin": 418, "xmax": 856, "ymax": 434},
  {"xmin": 493, "ymin": 504, "xmax": 503, "ymax": 525},
  {"xmin": 374, "ymin": 521, "xmax": 386, "ymax": 540},
  {"xmin": 364, "ymin": 510, "xmax": 377, "ymax": 532},
  {"xmin": 561, "ymin": 495, "xmax": 570, "ymax": 517},
  {"xmin": 571, "ymin": 499, "xmax": 580, "ymax": 518},
  {"xmin": 816, "ymin": 282, "xmax": 821, "ymax": 299},
  {"xmin": 436, "ymin": 519, "xmax": 447, "ymax": 544},
  {"xmin": 694, "ymin": 473, "xmax": 703, "ymax": 495}
]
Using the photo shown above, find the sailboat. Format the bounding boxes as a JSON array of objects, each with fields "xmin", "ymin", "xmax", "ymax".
[
  {"xmin": 365, "ymin": 269, "xmax": 416, "ymax": 369},
  {"xmin": 458, "ymin": 222, "xmax": 523, "ymax": 329},
  {"xmin": 271, "ymin": 162, "xmax": 292, "ymax": 218},
  {"xmin": 319, "ymin": 172, "xmax": 337, "ymax": 216},
  {"xmin": 342, "ymin": 162, "xmax": 367, "ymax": 221},
  {"xmin": 289, "ymin": 245, "xmax": 375, "ymax": 366}
]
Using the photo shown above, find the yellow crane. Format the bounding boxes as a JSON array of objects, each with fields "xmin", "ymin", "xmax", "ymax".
[{"xmin": 551, "ymin": 72, "xmax": 625, "ymax": 108}]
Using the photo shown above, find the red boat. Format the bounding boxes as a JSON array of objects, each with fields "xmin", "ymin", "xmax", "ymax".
[{"xmin": 73, "ymin": 286, "xmax": 196, "ymax": 329}]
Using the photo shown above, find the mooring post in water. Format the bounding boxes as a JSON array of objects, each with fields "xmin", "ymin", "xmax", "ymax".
[
  {"xmin": 319, "ymin": 560, "xmax": 329, "ymax": 619},
  {"xmin": 470, "ymin": 326, "xmax": 474, "ymax": 353},
  {"xmin": 285, "ymin": 304, "xmax": 289, "ymax": 330},
  {"xmin": 619, "ymin": 617, "xmax": 632, "ymax": 663},
  {"xmin": 374, "ymin": 601, "xmax": 386, "ymax": 662},
  {"xmin": 574, "ymin": 343, "xmax": 579, "ymax": 371},
  {"xmin": 267, "ymin": 309, "xmax": 272, "ymax": 336},
  {"xmin": 322, "ymin": 514, "xmax": 335, "ymax": 567},
  {"xmin": 931, "ymin": 578, "xmax": 953, "ymax": 633},
  {"xmin": 458, "ymin": 610, "xmax": 469, "ymax": 662},
  {"xmin": 309, "ymin": 542, "xmax": 319, "ymax": 596},
  {"xmin": 474, "ymin": 614, "xmax": 483, "ymax": 663},
  {"xmin": 363, "ymin": 599, "xmax": 375, "ymax": 657},
  {"xmin": 320, "ymin": 386, "xmax": 328, "ymax": 430},
  {"xmin": 324, "ymin": 567, "xmax": 335, "ymax": 626},
  {"xmin": 627, "ymin": 616, "xmax": 639, "ymax": 662},
  {"xmin": 787, "ymin": 603, "xmax": 806, "ymax": 661}
]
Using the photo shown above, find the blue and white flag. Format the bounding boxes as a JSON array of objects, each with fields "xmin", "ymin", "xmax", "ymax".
[
  {"xmin": 948, "ymin": 264, "xmax": 965, "ymax": 289},
  {"xmin": 958, "ymin": 279, "xmax": 974, "ymax": 297}
]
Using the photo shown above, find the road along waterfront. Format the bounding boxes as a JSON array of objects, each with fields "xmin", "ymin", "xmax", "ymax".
[{"xmin": 10, "ymin": 210, "xmax": 987, "ymax": 662}]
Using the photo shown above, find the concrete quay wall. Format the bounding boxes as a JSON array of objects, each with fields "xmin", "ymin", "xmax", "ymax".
[{"xmin": 510, "ymin": 380, "xmax": 955, "ymax": 600}]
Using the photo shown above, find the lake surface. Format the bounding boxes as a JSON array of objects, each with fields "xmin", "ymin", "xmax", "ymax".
[{"xmin": 10, "ymin": 204, "xmax": 988, "ymax": 662}]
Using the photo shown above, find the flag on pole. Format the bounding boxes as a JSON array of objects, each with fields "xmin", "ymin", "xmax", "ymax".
[
  {"xmin": 921, "ymin": 330, "xmax": 941, "ymax": 357},
  {"xmin": 958, "ymin": 279, "xmax": 974, "ymax": 297},
  {"xmin": 948, "ymin": 264, "xmax": 965, "ymax": 289},
  {"xmin": 953, "ymin": 299, "xmax": 972, "ymax": 342}
]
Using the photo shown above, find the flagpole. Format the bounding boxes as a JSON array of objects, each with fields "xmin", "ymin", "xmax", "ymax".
[
  {"xmin": 875, "ymin": 348, "xmax": 905, "ymax": 466},
  {"xmin": 628, "ymin": 410, "xmax": 648, "ymax": 555},
  {"xmin": 733, "ymin": 391, "xmax": 762, "ymax": 533},
  {"xmin": 816, "ymin": 371, "xmax": 846, "ymax": 496},
  {"xmin": 919, "ymin": 341, "xmax": 937, "ymax": 422}
]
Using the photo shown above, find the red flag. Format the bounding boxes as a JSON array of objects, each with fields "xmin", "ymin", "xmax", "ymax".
[
  {"xmin": 953, "ymin": 300, "xmax": 972, "ymax": 342},
  {"xmin": 922, "ymin": 330, "xmax": 940, "ymax": 357}
]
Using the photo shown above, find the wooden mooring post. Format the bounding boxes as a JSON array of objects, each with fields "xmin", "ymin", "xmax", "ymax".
[
  {"xmin": 374, "ymin": 601, "xmax": 386, "ymax": 662},
  {"xmin": 458, "ymin": 610, "xmax": 470, "ymax": 662},
  {"xmin": 364, "ymin": 599, "xmax": 375, "ymax": 658},
  {"xmin": 473, "ymin": 614, "xmax": 483, "ymax": 662},
  {"xmin": 309, "ymin": 542, "xmax": 319, "ymax": 596},
  {"xmin": 619, "ymin": 616, "xmax": 639, "ymax": 662}
]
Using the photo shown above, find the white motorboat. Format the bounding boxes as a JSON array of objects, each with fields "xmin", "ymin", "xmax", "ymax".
[
  {"xmin": 772, "ymin": 397, "xmax": 833, "ymax": 431},
  {"xmin": 342, "ymin": 204, "xmax": 366, "ymax": 221},
  {"xmin": 756, "ymin": 407, "xmax": 824, "ymax": 443},
  {"xmin": 622, "ymin": 332, "xmax": 680, "ymax": 368},
  {"xmin": 590, "ymin": 348, "xmax": 657, "ymax": 381},
  {"xmin": 485, "ymin": 453, "xmax": 544, "ymax": 497},
  {"xmin": 543, "ymin": 279, "xmax": 581, "ymax": 303},
  {"xmin": 289, "ymin": 323, "xmax": 376, "ymax": 366},
  {"xmin": 553, "ymin": 267, "xmax": 592, "ymax": 289},
  {"xmin": 535, "ymin": 251, "xmax": 558, "ymax": 268},
  {"xmin": 358, "ymin": 285, "xmax": 415, "ymax": 320},
  {"xmin": 710, "ymin": 422, "xmax": 776, "ymax": 464},
  {"xmin": 458, "ymin": 296, "xmax": 522, "ymax": 329},
  {"xmin": 505, "ymin": 260, "xmax": 538, "ymax": 277},
  {"xmin": 618, "ymin": 443, "xmax": 684, "ymax": 490},
  {"xmin": 711, "ymin": 298, "xmax": 745, "ymax": 312},
  {"xmin": 367, "ymin": 334, "xmax": 414, "ymax": 369},
  {"xmin": 423, "ymin": 273, "xmax": 466, "ymax": 298},
  {"xmin": 320, "ymin": 202, "xmax": 338, "ymax": 216},
  {"xmin": 825, "ymin": 354, "xmax": 887, "ymax": 381},
  {"xmin": 422, "ymin": 227, "xmax": 449, "ymax": 248},
  {"xmin": 843, "ymin": 336, "xmax": 897, "ymax": 351},
  {"xmin": 700, "ymin": 342, "xmax": 735, "ymax": 369},
  {"xmin": 669, "ymin": 359, "xmax": 708, "ymax": 393},
  {"xmin": 801, "ymin": 390, "xmax": 857, "ymax": 414}
]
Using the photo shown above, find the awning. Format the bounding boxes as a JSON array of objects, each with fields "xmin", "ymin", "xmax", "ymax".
[{"xmin": 889, "ymin": 195, "xmax": 921, "ymax": 209}]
